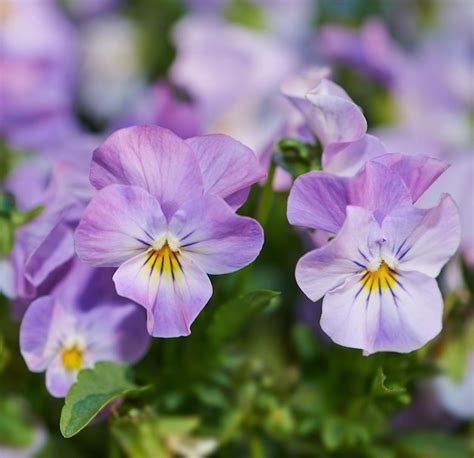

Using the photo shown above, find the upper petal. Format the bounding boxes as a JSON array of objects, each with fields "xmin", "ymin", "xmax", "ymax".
[
  {"xmin": 75, "ymin": 185, "xmax": 166, "ymax": 267},
  {"xmin": 90, "ymin": 125, "xmax": 204, "ymax": 217},
  {"xmin": 382, "ymin": 194, "xmax": 460, "ymax": 277},
  {"xmin": 113, "ymin": 251, "xmax": 212, "ymax": 337},
  {"xmin": 323, "ymin": 134, "xmax": 388, "ymax": 176},
  {"xmin": 305, "ymin": 79, "xmax": 367, "ymax": 146},
  {"xmin": 287, "ymin": 171, "xmax": 349, "ymax": 233},
  {"xmin": 186, "ymin": 134, "xmax": 266, "ymax": 209},
  {"xmin": 20, "ymin": 296, "xmax": 74, "ymax": 372},
  {"xmin": 295, "ymin": 206, "xmax": 383, "ymax": 301},
  {"xmin": 349, "ymin": 160, "xmax": 412, "ymax": 224},
  {"xmin": 169, "ymin": 195, "xmax": 264, "ymax": 274},
  {"xmin": 373, "ymin": 153, "xmax": 449, "ymax": 202},
  {"xmin": 321, "ymin": 270, "xmax": 443, "ymax": 354}
]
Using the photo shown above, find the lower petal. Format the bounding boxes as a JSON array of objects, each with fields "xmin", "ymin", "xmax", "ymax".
[
  {"xmin": 46, "ymin": 354, "xmax": 78, "ymax": 398},
  {"xmin": 321, "ymin": 271, "xmax": 442, "ymax": 354},
  {"xmin": 113, "ymin": 252, "xmax": 212, "ymax": 338}
]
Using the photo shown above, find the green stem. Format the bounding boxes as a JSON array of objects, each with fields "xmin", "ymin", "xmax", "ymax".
[
  {"xmin": 255, "ymin": 160, "xmax": 276, "ymax": 228},
  {"xmin": 249, "ymin": 433, "xmax": 265, "ymax": 458}
]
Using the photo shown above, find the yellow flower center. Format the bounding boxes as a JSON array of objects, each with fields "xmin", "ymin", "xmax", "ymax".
[
  {"xmin": 61, "ymin": 346, "xmax": 84, "ymax": 371},
  {"xmin": 145, "ymin": 242, "xmax": 183, "ymax": 280},
  {"xmin": 362, "ymin": 261, "xmax": 397, "ymax": 293}
]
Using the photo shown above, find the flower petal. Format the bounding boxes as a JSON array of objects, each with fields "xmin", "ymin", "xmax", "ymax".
[
  {"xmin": 90, "ymin": 125, "xmax": 204, "ymax": 217},
  {"xmin": 287, "ymin": 172, "xmax": 349, "ymax": 233},
  {"xmin": 382, "ymin": 194, "xmax": 460, "ymax": 277},
  {"xmin": 349, "ymin": 160, "xmax": 412, "ymax": 224},
  {"xmin": 305, "ymin": 79, "xmax": 367, "ymax": 146},
  {"xmin": 295, "ymin": 206, "xmax": 383, "ymax": 301},
  {"xmin": 186, "ymin": 134, "xmax": 266, "ymax": 209},
  {"xmin": 75, "ymin": 185, "xmax": 166, "ymax": 267},
  {"xmin": 113, "ymin": 251, "xmax": 212, "ymax": 337},
  {"xmin": 323, "ymin": 134, "xmax": 388, "ymax": 176},
  {"xmin": 81, "ymin": 304, "xmax": 149, "ymax": 363},
  {"xmin": 169, "ymin": 195, "xmax": 264, "ymax": 274},
  {"xmin": 20, "ymin": 296, "xmax": 74, "ymax": 372},
  {"xmin": 373, "ymin": 153, "xmax": 449, "ymax": 202},
  {"xmin": 45, "ymin": 354, "xmax": 78, "ymax": 398},
  {"xmin": 321, "ymin": 270, "xmax": 443, "ymax": 354}
]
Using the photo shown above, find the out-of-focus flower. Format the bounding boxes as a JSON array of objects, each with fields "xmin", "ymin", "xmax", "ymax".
[
  {"xmin": 114, "ymin": 81, "xmax": 201, "ymax": 139},
  {"xmin": 0, "ymin": 0, "xmax": 77, "ymax": 149},
  {"xmin": 317, "ymin": 19, "xmax": 404, "ymax": 86},
  {"xmin": 166, "ymin": 435, "xmax": 218, "ymax": 458},
  {"xmin": 78, "ymin": 15, "xmax": 145, "ymax": 122},
  {"xmin": 292, "ymin": 200, "xmax": 459, "ymax": 355},
  {"xmin": 171, "ymin": 15, "xmax": 298, "ymax": 151},
  {"xmin": 20, "ymin": 259, "xmax": 149, "ymax": 397},
  {"xmin": 432, "ymin": 352, "xmax": 474, "ymax": 420},
  {"xmin": 75, "ymin": 126, "xmax": 264, "ymax": 337}
]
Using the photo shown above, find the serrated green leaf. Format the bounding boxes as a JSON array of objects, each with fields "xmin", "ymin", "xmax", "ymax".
[
  {"xmin": 372, "ymin": 366, "xmax": 409, "ymax": 403},
  {"xmin": 208, "ymin": 289, "xmax": 280, "ymax": 344},
  {"xmin": 60, "ymin": 362, "xmax": 147, "ymax": 438}
]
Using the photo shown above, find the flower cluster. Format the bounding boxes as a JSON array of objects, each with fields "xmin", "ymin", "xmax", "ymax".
[{"xmin": 0, "ymin": 0, "xmax": 472, "ymax": 454}]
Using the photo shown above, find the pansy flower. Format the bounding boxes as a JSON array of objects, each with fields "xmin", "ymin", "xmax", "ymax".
[
  {"xmin": 294, "ymin": 199, "xmax": 460, "ymax": 354},
  {"xmin": 287, "ymin": 154, "xmax": 460, "ymax": 354},
  {"xmin": 20, "ymin": 259, "xmax": 149, "ymax": 397},
  {"xmin": 75, "ymin": 125, "xmax": 265, "ymax": 337}
]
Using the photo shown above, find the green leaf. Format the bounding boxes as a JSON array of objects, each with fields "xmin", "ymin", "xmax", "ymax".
[
  {"xmin": 208, "ymin": 290, "xmax": 280, "ymax": 345},
  {"xmin": 0, "ymin": 397, "xmax": 36, "ymax": 447},
  {"xmin": 396, "ymin": 431, "xmax": 470, "ymax": 458},
  {"xmin": 60, "ymin": 362, "xmax": 147, "ymax": 438},
  {"xmin": 371, "ymin": 367, "xmax": 410, "ymax": 404}
]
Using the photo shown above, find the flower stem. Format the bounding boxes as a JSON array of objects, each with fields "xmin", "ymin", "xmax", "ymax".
[{"xmin": 255, "ymin": 159, "xmax": 276, "ymax": 228}]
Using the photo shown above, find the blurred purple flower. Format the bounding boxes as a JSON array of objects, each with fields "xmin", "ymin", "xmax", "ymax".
[
  {"xmin": 63, "ymin": 0, "xmax": 122, "ymax": 20},
  {"xmin": 20, "ymin": 259, "xmax": 149, "ymax": 397},
  {"xmin": 75, "ymin": 125, "xmax": 265, "ymax": 337},
  {"xmin": 317, "ymin": 19, "xmax": 404, "ymax": 86},
  {"xmin": 0, "ymin": 0, "xmax": 77, "ymax": 148},
  {"xmin": 431, "ymin": 352, "xmax": 474, "ymax": 420},
  {"xmin": 171, "ymin": 15, "xmax": 298, "ymax": 151},
  {"xmin": 114, "ymin": 81, "xmax": 201, "ymax": 139}
]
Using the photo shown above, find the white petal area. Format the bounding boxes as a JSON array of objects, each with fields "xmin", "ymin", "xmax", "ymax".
[{"xmin": 321, "ymin": 270, "xmax": 443, "ymax": 354}]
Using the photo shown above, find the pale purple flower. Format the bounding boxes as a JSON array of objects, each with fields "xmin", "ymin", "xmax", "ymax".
[
  {"xmin": 0, "ymin": 0, "xmax": 77, "ymax": 147},
  {"xmin": 20, "ymin": 259, "xmax": 149, "ymax": 397},
  {"xmin": 171, "ymin": 15, "xmax": 298, "ymax": 151},
  {"xmin": 317, "ymin": 19, "xmax": 405, "ymax": 86},
  {"xmin": 431, "ymin": 352, "xmax": 474, "ymax": 420},
  {"xmin": 292, "ymin": 199, "xmax": 460, "ymax": 355},
  {"xmin": 287, "ymin": 154, "xmax": 460, "ymax": 354},
  {"xmin": 75, "ymin": 125, "xmax": 265, "ymax": 337},
  {"xmin": 281, "ymin": 68, "xmax": 388, "ymax": 176}
]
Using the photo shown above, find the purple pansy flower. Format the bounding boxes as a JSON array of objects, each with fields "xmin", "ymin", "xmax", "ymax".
[
  {"xmin": 20, "ymin": 259, "xmax": 149, "ymax": 397},
  {"xmin": 75, "ymin": 125, "xmax": 265, "ymax": 337},
  {"xmin": 287, "ymin": 154, "xmax": 460, "ymax": 354},
  {"xmin": 293, "ymin": 199, "xmax": 460, "ymax": 355}
]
